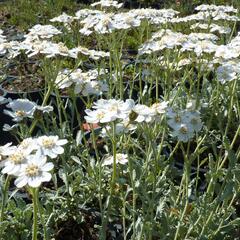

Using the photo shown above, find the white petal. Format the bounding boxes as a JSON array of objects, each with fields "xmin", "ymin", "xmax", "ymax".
[
  {"xmin": 2, "ymin": 163, "xmax": 14, "ymax": 174},
  {"xmin": 52, "ymin": 146, "xmax": 64, "ymax": 155},
  {"xmin": 28, "ymin": 177, "xmax": 42, "ymax": 188},
  {"xmin": 41, "ymin": 172, "xmax": 52, "ymax": 182},
  {"xmin": 15, "ymin": 176, "xmax": 28, "ymax": 188},
  {"xmin": 56, "ymin": 139, "xmax": 68, "ymax": 146},
  {"xmin": 41, "ymin": 162, "xmax": 54, "ymax": 171},
  {"xmin": 37, "ymin": 155, "xmax": 47, "ymax": 166}
]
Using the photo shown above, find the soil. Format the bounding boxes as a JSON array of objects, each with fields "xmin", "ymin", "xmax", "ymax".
[
  {"xmin": 55, "ymin": 217, "xmax": 99, "ymax": 240},
  {"xmin": 1, "ymin": 60, "xmax": 44, "ymax": 92},
  {"xmin": 2, "ymin": 76, "xmax": 44, "ymax": 92},
  {"xmin": 55, "ymin": 211, "xmax": 123, "ymax": 240}
]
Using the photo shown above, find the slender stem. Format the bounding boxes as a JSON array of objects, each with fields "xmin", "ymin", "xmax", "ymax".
[
  {"xmin": 90, "ymin": 126, "xmax": 105, "ymax": 239},
  {"xmin": 38, "ymin": 198, "xmax": 48, "ymax": 240},
  {"xmin": 111, "ymin": 122, "xmax": 117, "ymax": 184},
  {"xmin": 174, "ymin": 143, "xmax": 190, "ymax": 240},
  {"xmin": 32, "ymin": 188, "xmax": 39, "ymax": 240},
  {"xmin": 0, "ymin": 175, "xmax": 10, "ymax": 222}
]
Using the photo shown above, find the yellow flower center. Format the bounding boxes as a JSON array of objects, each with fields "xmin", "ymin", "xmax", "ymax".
[
  {"xmin": 9, "ymin": 152, "xmax": 25, "ymax": 164},
  {"xmin": 42, "ymin": 138, "xmax": 55, "ymax": 148},
  {"xmin": 26, "ymin": 164, "xmax": 39, "ymax": 177},
  {"xmin": 97, "ymin": 112, "xmax": 105, "ymax": 120},
  {"xmin": 175, "ymin": 115, "xmax": 181, "ymax": 123},
  {"xmin": 15, "ymin": 110, "xmax": 26, "ymax": 117},
  {"xmin": 180, "ymin": 126, "xmax": 188, "ymax": 134}
]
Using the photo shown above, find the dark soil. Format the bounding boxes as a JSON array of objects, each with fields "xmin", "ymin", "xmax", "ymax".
[
  {"xmin": 55, "ymin": 211, "xmax": 123, "ymax": 240},
  {"xmin": 2, "ymin": 76, "xmax": 44, "ymax": 92},
  {"xmin": 1, "ymin": 61, "xmax": 44, "ymax": 92},
  {"xmin": 55, "ymin": 217, "xmax": 99, "ymax": 240}
]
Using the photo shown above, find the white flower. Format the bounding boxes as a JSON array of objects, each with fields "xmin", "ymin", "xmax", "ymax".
[
  {"xmin": 112, "ymin": 13, "xmax": 141, "ymax": 30},
  {"xmin": 171, "ymin": 123, "xmax": 194, "ymax": 142},
  {"xmin": 35, "ymin": 105, "xmax": 54, "ymax": 113},
  {"xmin": 68, "ymin": 46, "xmax": 109, "ymax": 60},
  {"xmin": 167, "ymin": 109, "xmax": 184, "ymax": 130},
  {"xmin": 55, "ymin": 69, "xmax": 73, "ymax": 89},
  {"xmin": 80, "ymin": 80, "xmax": 108, "ymax": 96},
  {"xmin": 26, "ymin": 24, "xmax": 61, "ymax": 39},
  {"xmin": 2, "ymin": 148, "xmax": 31, "ymax": 175},
  {"xmin": 50, "ymin": 13, "xmax": 74, "ymax": 29},
  {"xmin": 3, "ymin": 99, "xmax": 53, "ymax": 121},
  {"xmin": 75, "ymin": 9, "xmax": 102, "ymax": 20},
  {"xmin": 102, "ymin": 153, "xmax": 128, "ymax": 166},
  {"xmin": 91, "ymin": 0, "xmax": 123, "ymax": 8},
  {"xmin": 40, "ymin": 41, "xmax": 69, "ymax": 58},
  {"xmin": 37, "ymin": 136, "xmax": 68, "ymax": 159},
  {"xmin": 95, "ymin": 99, "xmax": 134, "ymax": 119},
  {"xmin": 133, "ymin": 104, "xmax": 156, "ymax": 123},
  {"xmin": 18, "ymin": 138, "xmax": 38, "ymax": 154},
  {"xmin": 14, "ymin": 153, "xmax": 54, "ymax": 188},
  {"xmin": 216, "ymin": 64, "xmax": 237, "ymax": 84},
  {"xmin": 195, "ymin": 4, "xmax": 237, "ymax": 13},
  {"xmin": 0, "ymin": 143, "xmax": 16, "ymax": 167},
  {"xmin": 85, "ymin": 109, "xmax": 117, "ymax": 124},
  {"xmin": 101, "ymin": 120, "xmax": 136, "ymax": 137},
  {"xmin": 150, "ymin": 101, "xmax": 168, "ymax": 114},
  {"xmin": 4, "ymin": 99, "xmax": 36, "ymax": 122},
  {"xmin": 184, "ymin": 111, "xmax": 203, "ymax": 132},
  {"xmin": 215, "ymin": 45, "xmax": 240, "ymax": 60}
]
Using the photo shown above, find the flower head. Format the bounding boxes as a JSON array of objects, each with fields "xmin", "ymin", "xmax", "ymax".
[
  {"xmin": 4, "ymin": 99, "xmax": 36, "ymax": 122},
  {"xmin": 14, "ymin": 153, "xmax": 54, "ymax": 188},
  {"xmin": 37, "ymin": 136, "xmax": 68, "ymax": 159},
  {"xmin": 103, "ymin": 153, "xmax": 128, "ymax": 166}
]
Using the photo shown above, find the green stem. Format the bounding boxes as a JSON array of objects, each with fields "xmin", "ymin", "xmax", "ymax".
[
  {"xmin": 174, "ymin": 143, "xmax": 190, "ymax": 240},
  {"xmin": 38, "ymin": 198, "xmax": 48, "ymax": 240},
  {"xmin": 0, "ymin": 175, "xmax": 10, "ymax": 222},
  {"xmin": 32, "ymin": 188, "xmax": 39, "ymax": 240},
  {"xmin": 111, "ymin": 122, "xmax": 117, "ymax": 184}
]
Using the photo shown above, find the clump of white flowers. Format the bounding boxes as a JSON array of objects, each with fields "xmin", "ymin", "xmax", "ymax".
[
  {"xmin": 50, "ymin": 12, "xmax": 74, "ymax": 29},
  {"xmin": 55, "ymin": 68, "xmax": 108, "ymax": 96},
  {"xmin": 216, "ymin": 62, "xmax": 240, "ymax": 84},
  {"xmin": 195, "ymin": 4, "xmax": 238, "ymax": 13},
  {"xmin": 4, "ymin": 99, "xmax": 53, "ymax": 122},
  {"xmin": 167, "ymin": 101, "xmax": 203, "ymax": 142},
  {"xmin": 85, "ymin": 98, "xmax": 202, "ymax": 143},
  {"xmin": 0, "ymin": 136, "xmax": 67, "ymax": 188},
  {"xmin": 68, "ymin": 46, "xmax": 110, "ymax": 60},
  {"xmin": 102, "ymin": 153, "xmax": 128, "ymax": 166},
  {"xmin": 91, "ymin": 0, "xmax": 123, "ymax": 9},
  {"xmin": 139, "ymin": 29, "xmax": 219, "ymax": 56},
  {"xmin": 25, "ymin": 24, "xmax": 62, "ymax": 39}
]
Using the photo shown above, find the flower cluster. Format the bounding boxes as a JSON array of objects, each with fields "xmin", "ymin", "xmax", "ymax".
[
  {"xmin": 85, "ymin": 98, "xmax": 203, "ymax": 143},
  {"xmin": 25, "ymin": 24, "xmax": 62, "ymax": 39},
  {"xmin": 68, "ymin": 46, "xmax": 110, "ymax": 60},
  {"xmin": 55, "ymin": 68, "xmax": 108, "ymax": 96},
  {"xmin": 167, "ymin": 107, "xmax": 203, "ymax": 142},
  {"xmin": 91, "ymin": 0, "xmax": 123, "ymax": 9},
  {"xmin": 3, "ymin": 99, "xmax": 53, "ymax": 122},
  {"xmin": 50, "ymin": 13, "xmax": 74, "ymax": 29},
  {"xmin": 139, "ymin": 29, "xmax": 219, "ymax": 56},
  {"xmin": 0, "ymin": 136, "xmax": 67, "ymax": 188}
]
